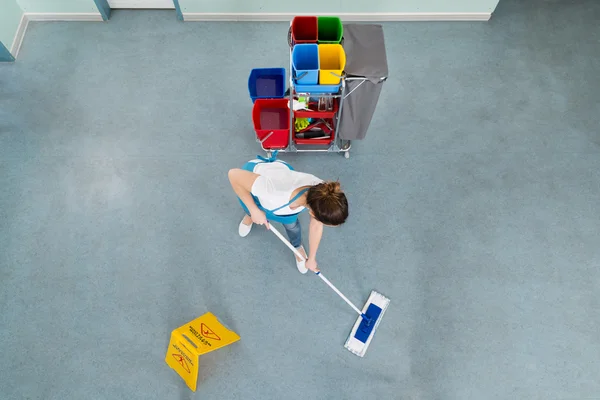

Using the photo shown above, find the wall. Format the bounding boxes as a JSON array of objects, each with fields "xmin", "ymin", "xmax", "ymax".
[
  {"xmin": 0, "ymin": 0, "xmax": 24, "ymax": 54},
  {"xmin": 341, "ymin": 0, "xmax": 499, "ymax": 13},
  {"xmin": 15, "ymin": 0, "xmax": 99, "ymax": 13},
  {"xmin": 177, "ymin": 0, "xmax": 500, "ymax": 15},
  {"xmin": 1, "ymin": 0, "xmax": 103, "ymax": 60}
]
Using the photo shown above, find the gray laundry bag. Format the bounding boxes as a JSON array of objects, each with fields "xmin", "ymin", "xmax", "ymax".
[{"xmin": 339, "ymin": 24, "xmax": 389, "ymax": 141}]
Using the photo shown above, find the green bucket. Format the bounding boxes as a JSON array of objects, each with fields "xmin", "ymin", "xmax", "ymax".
[{"xmin": 317, "ymin": 16, "xmax": 343, "ymax": 44}]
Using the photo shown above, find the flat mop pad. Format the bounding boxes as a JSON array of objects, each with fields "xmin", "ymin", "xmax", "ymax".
[{"xmin": 344, "ymin": 290, "xmax": 390, "ymax": 357}]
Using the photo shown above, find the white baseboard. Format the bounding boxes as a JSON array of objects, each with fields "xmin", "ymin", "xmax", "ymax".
[
  {"xmin": 11, "ymin": 14, "xmax": 29, "ymax": 59},
  {"xmin": 8, "ymin": 13, "xmax": 104, "ymax": 60},
  {"xmin": 182, "ymin": 12, "xmax": 491, "ymax": 22},
  {"xmin": 8, "ymin": 13, "xmax": 103, "ymax": 59},
  {"xmin": 25, "ymin": 13, "xmax": 103, "ymax": 21}
]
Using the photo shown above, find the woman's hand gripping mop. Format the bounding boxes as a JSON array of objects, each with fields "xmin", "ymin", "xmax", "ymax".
[{"xmin": 269, "ymin": 224, "xmax": 390, "ymax": 357}]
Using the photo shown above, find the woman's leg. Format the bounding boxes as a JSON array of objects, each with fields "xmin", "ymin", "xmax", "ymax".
[
  {"xmin": 282, "ymin": 219, "xmax": 302, "ymax": 248},
  {"xmin": 283, "ymin": 219, "xmax": 308, "ymax": 272}
]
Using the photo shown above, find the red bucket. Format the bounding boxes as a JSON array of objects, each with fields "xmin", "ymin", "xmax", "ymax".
[
  {"xmin": 252, "ymin": 99, "xmax": 290, "ymax": 149},
  {"xmin": 291, "ymin": 16, "xmax": 318, "ymax": 44}
]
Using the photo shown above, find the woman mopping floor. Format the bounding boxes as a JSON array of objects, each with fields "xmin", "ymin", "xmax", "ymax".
[
  {"xmin": 227, "ymin": 151, "xmax": 348, "ymax": 273},
  {"xmin": 229, "ymin": 151, "xmax": 389, "ymax": 357}
]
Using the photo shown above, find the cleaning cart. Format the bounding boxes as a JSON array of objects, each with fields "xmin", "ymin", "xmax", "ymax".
[{"xmin": 247, "ymin": 17, "xmax": 388, "ymax": 159}]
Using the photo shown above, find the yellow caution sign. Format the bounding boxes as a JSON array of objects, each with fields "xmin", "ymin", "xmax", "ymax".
[
  {"xmin": 165, "ymin": 330, "xmax": 199, "ymax": 390},
  {"xmin": 165, "ymin": 312, "xmax": 240, "ymax": 391}
]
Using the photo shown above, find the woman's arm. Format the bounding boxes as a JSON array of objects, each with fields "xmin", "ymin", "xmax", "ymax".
[
  {"xmin": 306, "ymin": 216, "xmax": 324, "ymax": 272},
  {"xmin": 227, "ymin": 169, "xmax": 268, "ymax": 226}
]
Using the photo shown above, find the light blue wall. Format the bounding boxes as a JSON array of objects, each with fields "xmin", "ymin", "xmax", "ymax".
[
  {"xmin": 15, "ymin": 0, "xmax": 99, "ymax": 13},
  {"xmin": 0, "ymin": 0, "xmax": 23, "ymax": 55},
  {"xmin": 177, "ymin": 0, "xmax": 499, "ymax": 14},
  {"xmin": 342, "ymin": 0, "xmax": 499, "ymax": 13}
]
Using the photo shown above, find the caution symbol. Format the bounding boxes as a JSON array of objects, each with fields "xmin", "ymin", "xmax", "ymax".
[
  {"xmin": 201, "ymin": 323, "xmax": 221, "ymax": 341},
  {"xmin": 172, "ymin": 353, "xmax": 191, "ymax": 373}
]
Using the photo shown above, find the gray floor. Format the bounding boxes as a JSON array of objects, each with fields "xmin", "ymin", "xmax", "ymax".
[{"xmin": 1, "ymin": 1, "xmax": 600, "ymax": 399}]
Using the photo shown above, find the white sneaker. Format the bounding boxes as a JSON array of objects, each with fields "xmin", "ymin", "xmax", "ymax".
[
  {"xmin": 295, "ymin": 246, "xmax": 308, "ymax": 274},
  {"xmin": 238, "ymin": 219, "xmax": 252, "ymax": 237}
]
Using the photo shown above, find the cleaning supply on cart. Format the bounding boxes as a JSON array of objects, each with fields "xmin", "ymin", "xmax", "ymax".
[
  {"xmin": 296, "ymin": 118, "xmax": 332, "ymax": 134},
  {"xmin": 296, "ymin": 131, "xmax": 330, "ymax": 139},
  {"xmin": 295, "ymin": 118, "xmax": 311, "ymax": 131},
  {"xmin": 268, "ymin": 224, "xmax": 390, "ymax": 357},
  {"xmin": 289, "ymin": 96, "xmax": 309, "ymax": 111},
  {"xmin": 291, "ymin": 96, "xmax": 311, "ymax": 132}
]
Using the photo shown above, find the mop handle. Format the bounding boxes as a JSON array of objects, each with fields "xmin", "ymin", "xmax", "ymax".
[
  {"xmin": 314, "ymin": 272, "xmax": 363, "ymax": 316},
  {"xmin": 269, "ymin": 224, "xmax": 365, "ymax": 318}
]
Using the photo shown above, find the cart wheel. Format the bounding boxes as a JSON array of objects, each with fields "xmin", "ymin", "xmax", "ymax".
[{"xmin": 344, "ymin": 151, "xmax": 350, "ymax": 159}]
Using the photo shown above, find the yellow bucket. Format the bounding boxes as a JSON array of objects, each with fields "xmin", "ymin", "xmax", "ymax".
[{"xmin": 318, "ymin": 44, "xmax": 346, "ymax": 85}]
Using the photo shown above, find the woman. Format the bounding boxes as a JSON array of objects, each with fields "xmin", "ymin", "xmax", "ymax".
[{"xmin": 228, "ymin": 152, "xmax": 348, "ymax": 274}]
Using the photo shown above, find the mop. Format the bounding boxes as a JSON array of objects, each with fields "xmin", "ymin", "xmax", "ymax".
[{"xmin": 269, "ymin": 224, "xmax": 390, "ymax": 357}]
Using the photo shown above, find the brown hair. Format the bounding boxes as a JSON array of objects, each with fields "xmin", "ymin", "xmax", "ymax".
[{"xmin": 306, "ymin": 181, "xmax": 348, "ymax": 226}]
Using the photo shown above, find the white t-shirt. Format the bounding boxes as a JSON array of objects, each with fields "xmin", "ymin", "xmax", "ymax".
[{"xmin": 250, "ymin": 160, "xmax": 323, "ymax": 215}]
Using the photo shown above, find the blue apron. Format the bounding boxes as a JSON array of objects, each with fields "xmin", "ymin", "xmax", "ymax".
[{"xmin": 238, "ymin": 151, "xmax": 309, "ymax": 225}]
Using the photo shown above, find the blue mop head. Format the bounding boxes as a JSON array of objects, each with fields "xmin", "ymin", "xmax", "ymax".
[
  {"xmin": 354, "ymin": 304, "xmax": 383, "ymax": 343},
  {"xmin": 344, "ymin": 291, "xmax": 390, "ymax": 357}
]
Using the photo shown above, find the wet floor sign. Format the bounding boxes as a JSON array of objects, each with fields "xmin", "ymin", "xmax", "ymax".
[{"xmin": 165, "ymin": 312, "xmax": 240, "ymax": 391}]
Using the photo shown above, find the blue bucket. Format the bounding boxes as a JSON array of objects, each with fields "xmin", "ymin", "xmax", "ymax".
[
  {"xmin": 292, "ymin": 44, "xmax": 319, "ymax": 85},
  {"xmin": 248, "ymin": 68, "xmax": 286, "ymax": 103}
]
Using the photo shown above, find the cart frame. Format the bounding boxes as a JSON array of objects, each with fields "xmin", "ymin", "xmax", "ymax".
[{"xmin": 255, "ymin": 24, "xmax": 387, "ymax": 159}]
